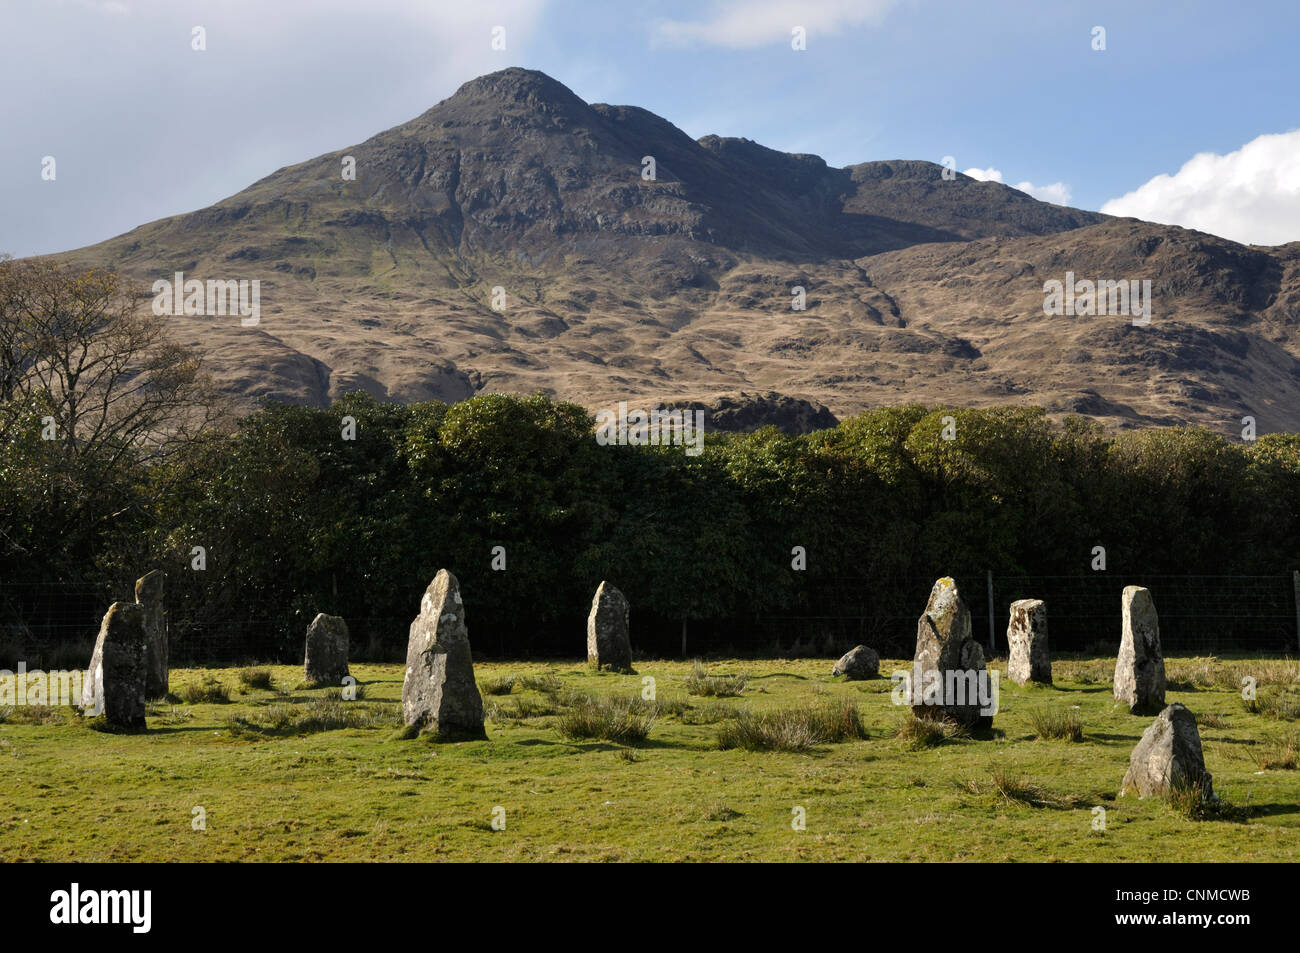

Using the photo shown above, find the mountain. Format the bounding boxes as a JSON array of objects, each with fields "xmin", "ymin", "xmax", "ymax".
[{"xmin": 57, "ymin": 67, "xmax": 1300, "ymax": 432}]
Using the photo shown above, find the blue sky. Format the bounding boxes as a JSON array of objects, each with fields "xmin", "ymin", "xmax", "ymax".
[{"xmin": 3, "ymin": 0, "xmax": 1298, "ymax": 257}]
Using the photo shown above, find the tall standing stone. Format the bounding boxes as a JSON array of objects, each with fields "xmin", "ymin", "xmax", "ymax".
[
  {"xmin": 1121, "ymin": 703, "xmax": 1213, "ymax": 798},
  {"xmin": 911, "ymin": 577, "xmax": 993, "ymax": 729},
  {"xmin": 135, "ymin": 570, "xmax": 167, "ymax": 699},
  {"xmin": 1006, "ymin": 598, "xmax": 1051, "ymax": 685},
  {"xmin": 586, "ymin": 581, "xmax": 632, "ymax": 672},
  {"xmin": 81, "ymin": 602, "xmax": 147, "ymax": 729},
  {"xmin": 401, "ymin": 571, "xmax": 485, "ymax": 739},
  {"xmin": 1113, "ymin": 586, "xmax": 1166, "ymax": 714},
  {"xmin": 303, "ymin": 613, "xmax": 350, "ymax": 685}
]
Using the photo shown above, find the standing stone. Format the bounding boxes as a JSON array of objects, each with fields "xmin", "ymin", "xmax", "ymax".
[
  {"xmin": 1006, "ymin": 598, "xmax": 1051, "ymax": 685},
  {"xmin": 1113, "ymin": 586, "xmax": 1166, "ymax": 714},
  {"xmin": 911, "ymin": 577, "xmax": 993, "ymax": 729},
  {"xmin": 135, "ymin": 570, "xmax": 167, "ymax": 698},
  {"xmin": 1121, "ymin": 703, "xmax": 1213, "ymax": 798},
  {"xmin": 587, "ymin": 582, "xmax": 632, "ymax": 672},
  {"xmin": 81, "ymin": 602, "xmax": 147, "ymax": 729},
  {"xmin": 303, "ymin": 613, "xmax": 350, "ymax": 685},
  {"xmin": 401, "ymin": 571, "xmax": 485, "ymax": 739},
  {"xmin": 832, "ymin": 644, "xmax": 880, "ymax": 680}
]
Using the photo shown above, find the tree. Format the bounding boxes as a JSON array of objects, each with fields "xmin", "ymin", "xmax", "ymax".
[{"xmin": 0, "ymin": 256, "xmax": 221, "ymax": 582}]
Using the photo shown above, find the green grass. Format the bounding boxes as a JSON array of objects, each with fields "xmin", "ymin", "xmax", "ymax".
[
  {"xmin": 1028, "ymin": 706, "xmax": 1084, "ymax": 742},
  {"xmin": 555, "ymin": 692, "xmax": 657, "ymax": 744},
  {"xmin": 684, "ymin": 660, "xmax": 748, "ymax": 698},
  {"xmin": 0, "ymin": 656, "xmax": 1297, "ymax": 861},
  {"xmin": 716, "ymin": 700, "xmax": 864, "ymax": 751}
]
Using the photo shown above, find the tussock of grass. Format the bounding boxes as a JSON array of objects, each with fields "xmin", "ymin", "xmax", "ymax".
[
  {"xmin": 716, "ymin": 700, "xmax": 864, "ymax": 752},
  {"xmin": 707, "ymin": 801, "xmax": 742, "ymax": 821},
  {"xmin": 1241, "ymin": 692, "xmax": 1300, "ymax": 721},
  {"xmin": 685, "ymin": 661, "xmax": 748, "ymax": 697},
  {"xmin": 556, "ymin": 693, "xmax": 656, "ymax": 744},
  {"xmin": 480, "ymin": 673, "xmax": 562, "ymax": 696},
  {"xmin": 237, "ymin": 667, "xmax": 274, "ymax": 690},
  {"xmin": 486, "ymin": 695, "xmax": 559, "ymax": 721},
  {"xmin": 227, "ymin": 698, "xmax": 393, "ymax": 737},
  {"xmin": 1195, "ymin": 711, "xmax": 1228, "ymax": 730},
  {"xmin": 681, "ymin": 703, "xmax": 740, "ymax": 725},
  {"xmin": 147, "ymin": 705, "xmax": 194, "ymax": 726},
  {"xmin": 1, "ymin": 706, "xmax": 72, "ymax": 726},
  {"xmin": 479, "ymin": 675, "xmax": 519, "ymax": 696},
  {"xmin": 1167, "ymin": 782, "xmax": 1239, "ymax": 821},
  {"xmin": 1250, "ymin": 729, "xmax": 1300, "ymax": 770},
  {"xmin": 1028, "ymin": 707, "xmax": 1083, "ymax": 741},
  {"xmin": 962, "ymin": 767, "xmax": 1077, "ymax": 808},
  {"xmin": 896, "ymin": 712, "xmax": 967, "ymax": 749},
  {"xmin": 178, "ymin": 676, "xmax": 230, "ymax": 704}
]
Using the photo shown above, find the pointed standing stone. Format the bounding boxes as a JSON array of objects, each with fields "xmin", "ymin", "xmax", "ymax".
[
  {"xmin": 1113, "ymin": 586, "xmax": 1166, "ymax": 714},
  {"xmin": 401, "ymin": 571, "xmax": 485, "ymax": 739},
  {"xmin": 1006, "ymin": 598, "xmax": 1051, "ymax": 685},
  {"xmin": 1121, "ymin": 703, "xmax": 1213, "ymax": 798},
  {"xmin": 911, "ymin": 577, "xmax": 993, "ymax": 729},
  {"xmin": 82, "ymin": 602, "xmax": 147, "ymax": 729},
  {"xmin": 587, "ymin": 581, "xmax": 632, "ymax": 671},
  {"xmin": 303, "ymin": 613, "xmax": 350, "ymax": 685},
  {"xmin": 135, "ymin": 570, "xmax": 167, "ymax": 698}
]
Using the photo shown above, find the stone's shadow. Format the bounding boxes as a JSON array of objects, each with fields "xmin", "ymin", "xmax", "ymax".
[
  {"xmin": 1088, "ymin": 732, "xmax": 1144, "ymax": 743},
  {"xmin": 748, "ymin": 673, "xmax": 809, "ymax": 681},
  {"xmin": 1201, "ymin": 735, "xmax": 1262, "ymax": 746},
  {"xmin": 1052, "ymin": 685, "xmax": 1111, "ymax": 694},
  {"xmin": 1246, "ymin": 803, "xmax": 1300, "ymax": 818},
  {"xmin": 146, "ymin": 724, "xmax": 237, "ymax": 735}
]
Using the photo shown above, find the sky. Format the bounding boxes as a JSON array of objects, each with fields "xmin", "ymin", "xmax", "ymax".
[{"xmin": 2, "ymin": 0, "xmax": 1298, "ymax": 258}]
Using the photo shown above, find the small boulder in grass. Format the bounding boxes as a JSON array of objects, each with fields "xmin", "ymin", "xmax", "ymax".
[
  {"xmin": 1121, "ymin": 702, "xmax": 1213, "ymax": 799},
  {"xmin": 832, "ymin": 645, "xmax": 879, "ymax": 680}
]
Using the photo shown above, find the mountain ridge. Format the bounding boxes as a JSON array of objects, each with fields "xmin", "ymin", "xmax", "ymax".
[{"xmin": 53, "ymin": 67, "xmax": 1300, "ymax": 433}]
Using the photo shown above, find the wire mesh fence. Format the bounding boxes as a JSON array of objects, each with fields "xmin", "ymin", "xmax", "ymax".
[{"xmin": 2, "ymin": 571, "xmax": 1297, "ymax": 668}]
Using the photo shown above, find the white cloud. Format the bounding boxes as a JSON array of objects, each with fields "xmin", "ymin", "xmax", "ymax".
[
  {"xmin": 653, "ymin": 0, "xmax": 896, "ymax": 49},
  {"xmin": 963, "ymin": 167, "xmax": 1072, "ymax": 206},
  {"xmin": 1100, "ymin": 130, "xmax": 1300, "ymax": 247}
]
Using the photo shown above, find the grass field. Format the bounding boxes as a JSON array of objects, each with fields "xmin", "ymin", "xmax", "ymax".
[{"xmin": 1, "ymin": 655, "xmax": 1297, "ymax": 862}]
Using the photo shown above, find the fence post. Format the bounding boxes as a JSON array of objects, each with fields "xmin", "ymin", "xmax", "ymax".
[
  {"xmin": 1293, "ymin": 571, "xmax": 1300, "ymax": 654},
  {"xmin": 987, "ymin": 570, "xmax": 996, "ymax": 654}
]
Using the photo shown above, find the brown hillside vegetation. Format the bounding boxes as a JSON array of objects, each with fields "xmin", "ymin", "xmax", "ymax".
[{"xmin": 52, "ymin": 68, "xmax": 1300, "ymax": 433}]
